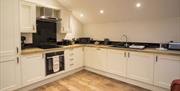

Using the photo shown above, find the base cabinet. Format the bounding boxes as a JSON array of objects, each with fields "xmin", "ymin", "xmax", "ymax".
[
  {"xmin": 84, "ymin": 47, "xmax": 107, "ymax": 71},
  {"xmin": 107, "ymin": 49, "xmax": 127, "ymax": 77},
  {"xmin": 127, "ymin": 52, "xmax": 154, "ymax": 84},
  {"xmin": 154, "ymin": 55, "xmax": 180, "ymax": 89},
  {"xmin": 0, "ymin": 60, "xmax": 21, "ymax": 91},
  {"xmin": 21, "ymin": 53, "xmax": 45, "ymax": 86},
  {"xmin": 65, "ymin": 47, "xmax": 84, "ymax": 71}
]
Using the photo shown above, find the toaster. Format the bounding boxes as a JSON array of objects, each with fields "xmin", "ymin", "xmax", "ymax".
[{"xmin": 168, "ymin": 42, "xmax": 180, "ymax": 50}]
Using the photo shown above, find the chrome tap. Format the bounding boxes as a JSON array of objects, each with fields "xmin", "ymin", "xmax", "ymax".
[{"xmin": 120, "ymin": 34, "xmax": 128, "ymax": 47}]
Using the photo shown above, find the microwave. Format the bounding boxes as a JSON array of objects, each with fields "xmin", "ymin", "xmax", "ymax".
[{"xmin": 168, "ymin": 42, "xmax": 180, "ymax": 50}]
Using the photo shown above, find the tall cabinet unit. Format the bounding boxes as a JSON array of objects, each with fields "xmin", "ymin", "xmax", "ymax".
[{"xmin": 0, "ymin": 0, "xmax": 20, "ymax": 91}]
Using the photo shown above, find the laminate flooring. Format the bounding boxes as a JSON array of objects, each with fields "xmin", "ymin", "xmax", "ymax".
[{"xmin": 31, "ymin": 70, "xmax": 150, "ymax": 91}]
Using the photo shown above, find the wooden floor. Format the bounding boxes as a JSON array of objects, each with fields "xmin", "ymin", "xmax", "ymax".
[{"xmin": 31, "ymin": 70, "xmax": 150, "ymax": 91}]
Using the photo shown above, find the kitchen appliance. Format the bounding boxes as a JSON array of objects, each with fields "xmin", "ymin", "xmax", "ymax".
[
  {"xmin": 78, "ymin": 37, "xmax": 91, "ymax": 44},
  {"xmin": 45, "ymin": 51, "xmax": 64, "ymax": 75},
  {"xmin": 21, "ymin": 36, "xmax": 26, "ymax": 49},
  {"xmin": 62, "ymin": 39, "xmax": 71, "ymax": 45},
  {"xmin": 104, "ymin": 38, "xmax": 110, "ymax": 45},
  {"xmin": 168, "ymin": 42, "xmax": 180, "ymax": 50}
]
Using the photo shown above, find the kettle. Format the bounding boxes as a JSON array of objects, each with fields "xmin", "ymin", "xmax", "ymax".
[{"xmin": 104, "ymin": 38, "xmax": 110, "ymax": 45}]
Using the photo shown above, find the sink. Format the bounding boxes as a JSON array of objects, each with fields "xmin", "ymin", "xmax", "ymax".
[{"xmin": 110, "ymin": 45, "xmax": 128, "ymax": 48}]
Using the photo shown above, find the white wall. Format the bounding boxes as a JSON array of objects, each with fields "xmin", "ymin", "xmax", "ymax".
[{"xmin": 83, "ymin": 17, "xmax": 180, "ymax": 43}]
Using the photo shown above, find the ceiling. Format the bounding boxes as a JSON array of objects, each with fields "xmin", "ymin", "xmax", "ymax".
[{"xmin": 58, "ymin": 0, "xmax": 180, "ymax": 24}]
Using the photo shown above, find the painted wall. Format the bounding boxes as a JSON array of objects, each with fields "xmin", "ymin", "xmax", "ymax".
[{"xmin": 83, "ymin": 17, "xmax": 180, "ymax": 43}]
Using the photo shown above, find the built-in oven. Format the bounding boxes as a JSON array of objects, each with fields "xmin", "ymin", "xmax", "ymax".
[{"xmin": 45, "ymin": 51, "xmax": 64, "ymax": 76}]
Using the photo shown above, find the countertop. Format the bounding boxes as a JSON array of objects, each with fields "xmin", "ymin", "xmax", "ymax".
[{"xmin": 21, "ymin": 44, "xmax": 180, "ymax": 56}]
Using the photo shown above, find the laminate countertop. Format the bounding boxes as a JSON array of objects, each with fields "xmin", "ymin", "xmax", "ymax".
[{"xmin": 21, "ymin": 44, "xmax": 180, "ymax": 56}]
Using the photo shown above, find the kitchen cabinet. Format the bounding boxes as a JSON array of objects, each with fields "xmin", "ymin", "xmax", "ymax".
[
  {"xmin": 60, "ymin": 9, "xmax": 71, "ymax": 33},
  {"xmin": 84, "ymin": 47, "xmax": 97, "ymax": 68},
  {"xmin": 107, "ymin": 49, "xmax": 127, "ymax": 77},
  {"xmin": 127, "ymin": 52, "xmax": 154, "ymax": 84},
  {"xmin": 74, "ymin": 47, "xmax": 84, "ymax": 68},
  {"xmin": 0, "ymin": 61, "xmax": 21, "ymax": 91},
  {"xmin": 154, "ymin": 55, "xmax": 180, "ymax": 89},
  {"xmin": 65, "ymin": 47, "xmax": 84, "ymax": 71},
  {"xmin": 0, "ymin": 0, "xmax": 20, "ymax": 90},
  {"xmin": 20, "ymin": 1, "xmax": 36, "ymax": 33},
  {"xmin": 84, "ymin": 47, "xmax": 107, "ymax": 71},
  {"xmin": 21, "ymin": 53, "xmax": 45, "ymax": 86}
]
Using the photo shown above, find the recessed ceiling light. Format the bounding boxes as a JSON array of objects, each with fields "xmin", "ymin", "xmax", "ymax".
[
  {"xmin": 80, "ymin": 13, "xmax": 84, "ymax": 17},
  {"xmin": 136, "ymin": 3, "xmax": 141, "ymax": 8},
  {"xmin": 100, "ymin": 10, "xmax": 104, "ymax": 14}
]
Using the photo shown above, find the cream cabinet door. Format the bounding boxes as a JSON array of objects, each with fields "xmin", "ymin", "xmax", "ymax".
[
  {"xmin": 95, "ymin": 48, "xmax": 107, "ymax": 71},
  {"xmin": 127, "ymin": 52, "xmax": 154, "ymax": 84},
  {"xmin": 107, "ymin": 49, "xmax": 127, "ymax": 77},
  {"xmin": 74, "ymin": 47, "xmax": 84, "ymax": 68},
  {"xmin": 21, "ymin": 54, "xmax": 45, "ymax": 86},
  {"xmin": 20, "ymin": 1, "xmax": 36, "ymax": 33},
  {"xmin": 84, "ymin": 47, "xmax": 97, "ymax": 68},
  {"xmin": 154, "ymin": 55, "xmax": 180, "ymax": 89},
  {"xmin": 0, "ymin": 61, "xmax": 21, "ymax": 91},
  {"xmin": 60, "ymin": 10, "xmax": 71, "ymax": 33}
]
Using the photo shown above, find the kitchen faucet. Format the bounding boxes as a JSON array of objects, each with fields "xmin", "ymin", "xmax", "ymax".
[{"xmin": 120, "ymin": 34, "xmax": 129, "ymax": 47}]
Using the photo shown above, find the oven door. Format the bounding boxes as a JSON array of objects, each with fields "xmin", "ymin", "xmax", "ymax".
[{"xmin": 46, "ymin": 57, "xmax": 54, "ymax": 75}]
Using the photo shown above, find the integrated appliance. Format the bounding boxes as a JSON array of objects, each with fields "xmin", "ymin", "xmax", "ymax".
[
  {"xmin": 45, "ymin": 51, "xmax": 64, "ymax": 76},
  {"xmin": 168, "ymin": 42, "xmax": 180, "ymax": 50},
  {"xmin": 78, "ymin": 37, "xmax": 91, "ymax": 44}
]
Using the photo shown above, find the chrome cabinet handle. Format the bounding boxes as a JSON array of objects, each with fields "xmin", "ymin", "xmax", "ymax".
[
  {"xmin": 155, "ymin": 56, "xmax": 158, "ymax": 62},
  {"xmin": 128, "ymin": 52, "xmax": 130, "ymax": 58},
  {"xmin": 124, "ymin": 52, "xmax": 126, "ymax": 57}
]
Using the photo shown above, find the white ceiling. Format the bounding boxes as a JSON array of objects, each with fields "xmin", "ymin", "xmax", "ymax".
[{"xmin": 58, "ymin": 0, "xmax": 180, "ymax": 24}]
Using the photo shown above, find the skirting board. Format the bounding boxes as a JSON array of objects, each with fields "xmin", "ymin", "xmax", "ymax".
[
  {"xmin": 85, "ymin": 67, "xmax": 169, "ymax": 91},
  {"xmin": 16, "ymin": 67, "xmax": 84, "ymax": 91}
]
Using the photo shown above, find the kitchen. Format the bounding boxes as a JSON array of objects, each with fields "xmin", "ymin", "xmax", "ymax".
[{"xmin": 0, "ymin": 0, "xmax": 180, "ymax": 91}]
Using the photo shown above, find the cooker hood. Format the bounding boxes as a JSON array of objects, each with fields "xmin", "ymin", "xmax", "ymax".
[{"xmin": 37, "ymin": 7, "xmax": 60, "ymax": 21}]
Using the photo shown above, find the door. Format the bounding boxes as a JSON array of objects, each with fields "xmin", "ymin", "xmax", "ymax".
[
  {"xmin": 0, "ymin": 61, "xmax": 20, "ymax": 91},
  {"xmin": 127, "ymin": 52, "xmax": 154, "ymax": 84},
  {"xmin": 21, "ymin": 54, "xmax": 45, "ymax": 86},
  {"xmin": 154, "ymin": 55, "xmax": 180, "ymax": 89},
  {"xmin": 107, "ymin": 49, "xmax": 127, "ymax": 77},
  {"xmin": 60, "ymin": 10, "xmax": 71, "ymax": 33},
  {"xmin": 84, "ymin": 47, "xmax": 97, "ymax": 68},
  {"xmin": 95, "ymin": 48, "xmax": 107, "ymax": 71},
  {"xmin": 20, "ymin": 1, "xmax": 36, "ymax": 33},
  {"xmin": 74, "ymin": 47, "xmax": 84, "ymax": 68},
  {"xmin": 0, "ymin": 0, "xmax": 20, "ymax": 90}
]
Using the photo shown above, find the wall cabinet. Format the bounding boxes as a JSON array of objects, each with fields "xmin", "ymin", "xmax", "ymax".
[
  {"xmin": 107, "ymin": 49, "xmax": 127, "ymax": 77},
  {"xmin": 20, "ymin": 1, "xmax": 36, "ymax": 33},
  {"xmin": 21, "ymin": 53, "xmax": 45, "ymax": 86},
  {"xmin": 65, "ymin": 47, "xmax": 84, "ymax": 71},
  {"xmin": 127, "ymin": 52, "xmax": 154, "ymax": 84},
  {"xmin": 60, "ymin": 10, "xmax": 71, "ymax": 33},
  {"xmin": 154, "ymin": 55, "xmax": 180, "ymax": 89}
]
